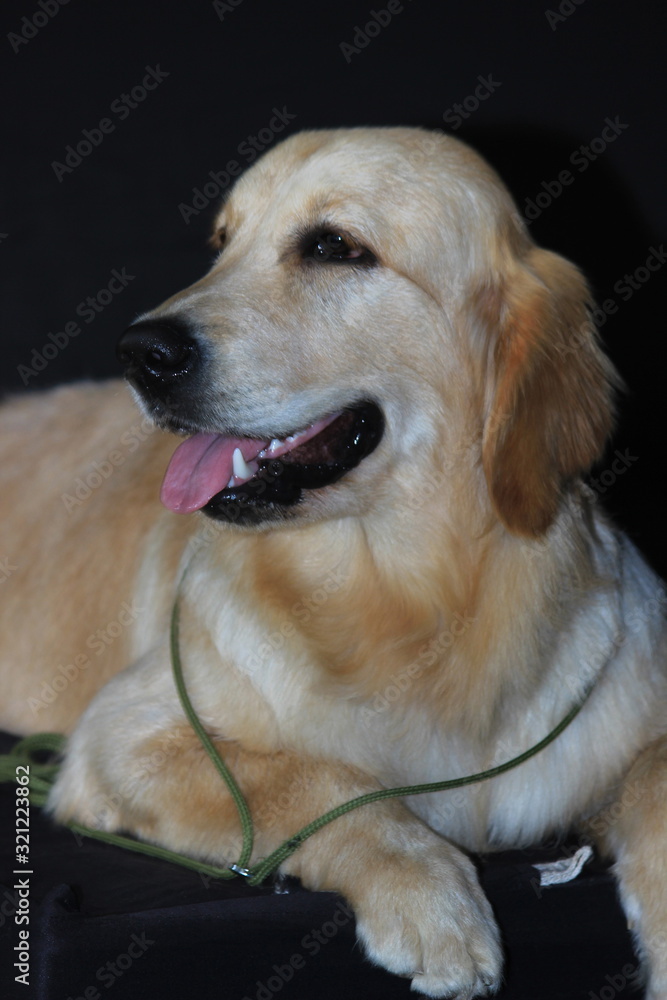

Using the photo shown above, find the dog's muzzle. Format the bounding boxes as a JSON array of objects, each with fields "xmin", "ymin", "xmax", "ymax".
[{"xmin": 117, "ymin": 317, "xmax": 385, "ymax": 527}]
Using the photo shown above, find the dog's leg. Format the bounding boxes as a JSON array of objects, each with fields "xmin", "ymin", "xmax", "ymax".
[
  {"xmin": 49, "ymin": 682, "xmax": 502, "ymax": 999},
  {"xmin": 593, "ymin": 736, "xmax": 667, "ymax": 1000}
]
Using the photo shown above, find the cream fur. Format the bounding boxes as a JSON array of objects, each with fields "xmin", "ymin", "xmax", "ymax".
[{"xmin": 1, "ymin": 127, "xmax": 666, "ymax": 999}]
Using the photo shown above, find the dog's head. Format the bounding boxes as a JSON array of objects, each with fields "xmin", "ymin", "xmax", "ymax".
[{"xmin": 118, "ymin": 128, "xmax": 617, "ymax": 535}]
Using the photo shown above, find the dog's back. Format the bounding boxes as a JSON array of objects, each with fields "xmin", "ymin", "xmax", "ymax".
[{"xmin": 0, "ymin": 382, "xmax": 192, "ymax": 733}]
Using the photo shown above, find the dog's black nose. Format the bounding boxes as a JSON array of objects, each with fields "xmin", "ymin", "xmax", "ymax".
[{"xmin": 117, "ymin": 320, "xmax": 200, "ymax": 385}]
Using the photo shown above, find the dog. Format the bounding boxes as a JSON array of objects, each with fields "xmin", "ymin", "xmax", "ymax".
[{"xmin": 1, "ymin": 127, "xmax": 666, "ymax": 999}]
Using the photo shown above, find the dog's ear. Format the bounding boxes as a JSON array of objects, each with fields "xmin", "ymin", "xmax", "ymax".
[{"xmin": 482, "ymin": 247, "xmax": 618, "ymax": 537}]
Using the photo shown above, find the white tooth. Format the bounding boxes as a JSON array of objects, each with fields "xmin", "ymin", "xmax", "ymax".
[
  {"xmin": 259, "ymin": 438, "xmax": 283, "ymax": 459},
  {"xmin": 232, "ymin": 447, "xmax": 254, "ymax": 480}
]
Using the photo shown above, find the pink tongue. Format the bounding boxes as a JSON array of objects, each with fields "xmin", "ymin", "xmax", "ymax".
[{"xmin": 160, "ymin": 432, "xmax": 268, "ymax": 513}]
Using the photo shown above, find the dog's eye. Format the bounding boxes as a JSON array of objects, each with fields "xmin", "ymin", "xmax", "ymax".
[{"xmin": 304, "ymin": 232, "xmax": 375, "ymax": 265}]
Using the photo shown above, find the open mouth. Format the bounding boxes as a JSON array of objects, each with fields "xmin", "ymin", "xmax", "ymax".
[{"xmin": 160, "ymin": 402, "xmax": 384, "ymax": 524}]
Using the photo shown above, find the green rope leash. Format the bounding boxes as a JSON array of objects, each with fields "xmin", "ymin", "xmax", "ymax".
[
  {"xmin": 169, "ymin": 597, "xmax": 254, "ymax": 876},
  {"xmin": 245, "ymin": 694, "xmax": 588, "ymax": 886},
  {"xmin": 168, "ymin": 591, "xmax": 596, "ymax": 886},
  {"xmin": 1, "ymin": 732, "xmax": 239, "ymax": 880},
  {"xmin": 0, "ymin": 597, "xmax": 597, "ymax": 887},
  {"xmin": 0, "ymin": 732, "xmax": 64, "ymax": 807}
]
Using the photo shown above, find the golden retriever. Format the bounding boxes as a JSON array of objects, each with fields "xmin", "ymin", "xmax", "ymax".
[{"xmin": 1, "ymin": 127, "xmax": 666, "ymax": 999}]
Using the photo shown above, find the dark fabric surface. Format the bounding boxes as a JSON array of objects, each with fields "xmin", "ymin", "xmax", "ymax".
[{"xmin": 0, "ymin": 732, "xmax": 640, "ymax": 1000}]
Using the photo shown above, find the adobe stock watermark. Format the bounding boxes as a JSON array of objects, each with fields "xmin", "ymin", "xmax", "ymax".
[
  {"xmin": 520, "ymin": 116, "xmax": 629, "ymax": 225},
  {"xmin": 442, "ymin": 74, "xmax": 502, "ymax": 130},
  {"xmin": 439, "ymin": 728, "xmax": 550, "ymax": 830},
  {"xmin": 362, "ymin": 613, "xmax": 477, "ymax": 719},
  {"xmin": 553, "ymin": 587, "xmax": 667, "ymax": 707},
  {"xmin": 611, "ymin": 244, "xmax": 667, "ymax": 301},
  {"xmin": 582, "ymin": 244, "xmax": 667, "ymax": 332},
  {"xmin": 212, "ymin": 0, "xmax": 245, "ymax": 19},
  {"xmin": 71, "ymin": 728, "xmax": 185, "ymax": 834},
  {"xmin": 17, "ymin": 266, "xmax": 135, "ymax": 385},
  {"xmin": 403, "ymin": 438, "xmax": 480, "ymax": 512},
  {"xmin": 244, "ymin": 568, "xmax": 349, "ymax": 672},
  {"xmin": 64, "ymin": 932, "xmax": 155, "ymax": 1000},
  {"xmin": 587, "ymin": 448, "xmax": 638, "ymax": 502},
  {"xmin": 178, "ymin": 106, "xmax": 297, "ymax": 224},
  {"xmin": 51, "ymin": 65, "xmax": 169, "ymax": 182},
  {"xmin": 587, "ymin": 780, "xmax": 645, "ymax": 840},
  {"xmin": 8, "ymin": 0, "xmax": 72, "ymax": 54},
  {"xmin": 67, "ymin": 727, "xmax": 186, "ymax": 837},
  {"xmin": 555, "ymin": 244, "xmax": 667, "ymax": 359},
  {"xmin": 241, "ymin": 899, "xmax": 355, "ymax": 1000},
  {"xmin": 339, "ymin": 0, "xmax": 413, "ymax": 63},
  {"xmin": 0, "ymin": 555, "xmax": 18, "ymax": 584},
  {"xmin": 545, "ymin": 0, "xmax": 586, "ymax": 31},
  {"xmin": 612, "ymin": 587, "xmax": 667, "ymax": 651},
  {"xmin": 27, "ymin": 599, "xmax": 145, "ymax": 715},
  {"xmin": 0, "ymin": 888, "xmax": 19, "ymax": 930},
  {"xmin": 586, "ymin": 931, "xmax": 667, "ymax": 1000},
  {"xmin": 60, "ymin": 416, "xmax": 157, "ymax": 512},
  {"xmin": 587, "ymin": 960, "xmax": 639, "ymax": 1000}
]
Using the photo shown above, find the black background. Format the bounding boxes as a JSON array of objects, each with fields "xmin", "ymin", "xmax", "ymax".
[{"xmin": 2, "ymin": 0, "xmax": 666, "ymax": 575}]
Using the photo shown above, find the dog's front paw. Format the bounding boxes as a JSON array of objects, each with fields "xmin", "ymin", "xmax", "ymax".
[
  {"xmin": 48, "ymin": 748, "xmax": 121, "ymax": 831},
  {"xmin": 352, "ymin": 845, "xmax": 502, "ymax": 998}
]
